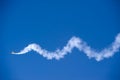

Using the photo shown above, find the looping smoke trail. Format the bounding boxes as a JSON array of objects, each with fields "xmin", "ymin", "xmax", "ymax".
[{"xmin": 12, "ymin": 33, "xmax": 120, "ymax": 61}]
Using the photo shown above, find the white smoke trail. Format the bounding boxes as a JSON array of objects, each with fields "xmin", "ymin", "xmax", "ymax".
[{"xmin": 12, "ymin": 33, "xmax": 120, "ymax": 61}]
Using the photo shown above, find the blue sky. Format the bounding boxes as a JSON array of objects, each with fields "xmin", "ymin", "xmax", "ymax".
[{"xmin": 1, "ymin": 0, "xmax": 120, "ymax": 80}]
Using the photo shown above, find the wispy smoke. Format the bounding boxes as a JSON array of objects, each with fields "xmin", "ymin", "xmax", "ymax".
[{"xmin": 12, "ymin": 33, "xmax": 120, "ymax": 61}]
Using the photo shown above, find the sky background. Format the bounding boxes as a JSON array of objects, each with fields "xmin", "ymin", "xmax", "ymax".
[{"xmin": 1, "ymin": 0, "xmax": 120, "ymax": 80}]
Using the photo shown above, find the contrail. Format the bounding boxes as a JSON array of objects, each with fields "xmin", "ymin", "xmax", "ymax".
[{"xmin": 12, "ymin": 33, "xmax": 120, "ymax": 61}]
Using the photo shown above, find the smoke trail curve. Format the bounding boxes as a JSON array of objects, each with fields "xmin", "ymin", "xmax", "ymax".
[{"xmin": 12, "ymin": 33, "xmax": 120, "ymax": 61}]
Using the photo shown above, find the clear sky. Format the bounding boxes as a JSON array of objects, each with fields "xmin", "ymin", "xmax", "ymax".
[{"xmin": 1, "ymin": 0, "xmax": 120, "ymax": 80}]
